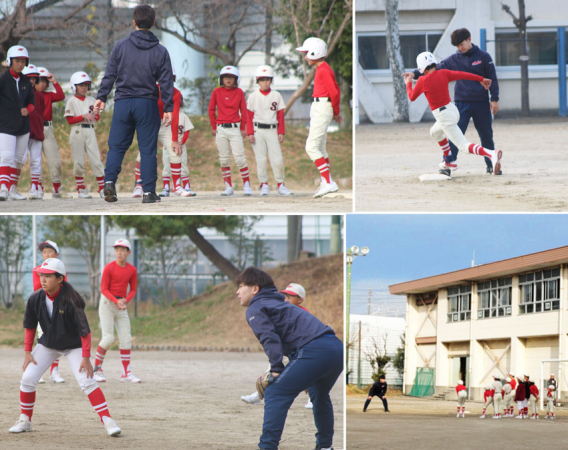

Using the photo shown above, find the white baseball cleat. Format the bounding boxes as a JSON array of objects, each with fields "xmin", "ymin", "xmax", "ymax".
[
  {"xmin": 37, "ymin": 186, "xmax": 44, "ymax": 199},
  {"xmin": 305, "ymin": 400, "xmax": 313, "ymax": 409},
  {"xmin": 0, "ymin": 185, "xmax": 8, "ymax": 201},
  {"xmin": 121, "ymin": 373, "xmax": 141, "ymax": 383},
  {"xmin": 132, "ymin": 184, "xmax": 143, "ymax": 198},
  {"xmin": 28, "ymin": 188, "xmax": 41, "ymax": 200},
  {"xmin": 159, "ymin": 188, "xmax": 170, "ymax": 197},
  {"xmin": 8, "ymin": 185, "xmax": 27, "ymax": 200},
  {"xmin": 221, "ymin": 185, "xmax": 234, "ymax": 196},
  {"xmin": 260, "ymin": 184, "xmax": 270, "ymax": 196},
  {"xmin": 491, "ymin": 149, "xmax": 503, "ymax": 175},
  {"xmin": 184, "ymin": 187, "xmax": 197, "ymax": 197},
  {"xmin": 94, "ymin": 370, "xmax": 106, "ymax": 382},
  {"xmin": 103, "ymin": 416, "xmax": 121, "ymax": 437},
  {"xmin": 243, "ymin": 182, "xmax": 253, "ymax": 196},
  {"xmin": 50, "ymin": 371, "xmax": 65, "ymax": 383},
  {"xmin": 9, "ymin": 414, "xmax": 33, "ymax": 433},
  {"xmin": 479, "ymin": 414, "xmax": 485, "ymax": 419},
  {"xmin": 492, "ymin": 415, "xmax": 499, "ymax": 419},
  {"xmin": 278, "ymin": 185, "xmax": 293, "ymax": 196},
  {"xmin": 241, "ymin": 391, "xmax": 262, "ymax": 405},
  {"xmin": 78, "ymin": 189, "xmax": 92, "ymax": 199},
  {"xmin": 313, "ymin": 181, "xmax": 339, "ymax": 198},
  {"xmin": 439, "ymin": 161, "xmax": 458, "ymax": 171},
  {"xmin": 515, "ymin": 415, "xmax": 523, "ymax": 419},
  {"xmin": 53, "ymin": 190, "xmax": 73, "ymax": 199},
  {"xmin": 172, "ymin": 186, "xmax": 193, "ymax": 197}
]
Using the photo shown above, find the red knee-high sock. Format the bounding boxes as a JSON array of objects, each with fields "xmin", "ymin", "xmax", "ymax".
[
  {"xmin": 50, "ymin": 360, "xmax": 59, "ymax": 374},
  {"xmin": 314, "ymin": 157, "xmax": 331, "ymax": 183},
  {"xmin": 31, "ymin": 173, "xmax": 40, "ymax": 190},
  {"xmin": 88, "ymin": 387, "xmax": 111, "ymax": 423},
  {"xmin": 134, "ymin": 161, "xmax": 142, "ymax": 186},
  {"xmin": 181, "ymin": 176, "xmax": 190, "ymax": 190},
  {"xmin": 0, "ymin": 166, "xmax": 10, "ymax": 189},
  {"xmin": 20, "ymin": 390, "xmax": 35, "ymax": 420},
  {"xmin": 482, "ymin": 408, "xmax": 486, "ymax": 415},
  {"xmin": 222, "ymin": 167, "xmax": 232, "ymax": 187},
  {"xmin": 120, "ymin": 349, "xmax": 131, "ymax": 376},
  {"xmin": 75, "ymin": 177, "xmax": 85, "ymax": 191},
  {"xmin": 468, "ymin": 143, "xmax": 492, "ymax": 158},
  {"xmin": 438, "ymin": 138, "xmax": 451, "ymax": 157},
  {"xmin": 95, "ymin": 346, "xmax": 107, "ymax": 368},
  {"xmin": 239, "ymin": 167, "xmax": 250, "ymax": 185},
  {"xmin": 9, "ymin": 167, "xmax": 21, "ymax": 189},
  {"xmin": 52, "ymin": 181, "xmax": 61, "ymax": 193},
  {"xmin": 171, "ymin": 163, "xmax": 182, "ymax": 190},
  {"xmin": 163, "ymin": 176, "xmax": 170, "ymax": 190},
  {"xmin": 96, "ymin": 176, "xmax": 104, "ymax": 192}
]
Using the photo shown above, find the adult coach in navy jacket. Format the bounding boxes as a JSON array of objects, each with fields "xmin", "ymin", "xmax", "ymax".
[
  {"xmin": 406, "ymin": 28, "xmax": 500, "ymax": 174},
  {"xmin": 237, "ymin": 267, "xmax": 343, "ymax": 450},
  {"xmin": 95, "ymin": 5, "xmax": 174, "ymax": 203}
]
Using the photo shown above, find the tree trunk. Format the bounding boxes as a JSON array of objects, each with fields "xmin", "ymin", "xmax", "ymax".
[
  {"xmin": 385, "ymin": 0, "xmax": 409, "ymax": 122},
  {"xmin": 518, "ymin": 0, "xmax": 530, "ymax": 116},
  {"xmin": 287, "ymin": 216, "xmax": 302, "ymax": 262},
  {"xmin": 187, "ymin": 226, "xmax": 241, "ymax": 281},
  {"xmin": 265, "ymin": 0, "xmax": 273, "ymax": 65},
  {"xmin": 330, "ymin": 215, "xmax": 342, "ymax": 254}
]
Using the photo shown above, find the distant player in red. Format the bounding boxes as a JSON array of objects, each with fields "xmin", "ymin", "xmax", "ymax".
[
  {"xmin": 479, "ymin": 385, "xmax": 494, "ymax": 419},
  {"xmin": 94, "ymin": 239, "xmax": 140, "ymax": 383},
  {"xmin": 404, "ymin": 51, "xmax": 503, "ymax": 175},
  {"xmin": 8, "ymin": 258, "xmax": 121, "ymax": 436},
  {"xmin": 455, "ymin": 380, "xmax": 467, "ymax": 418},
  {"xmin": 529, "ymin": 382, "xmax": 539, "ymax": 419}
]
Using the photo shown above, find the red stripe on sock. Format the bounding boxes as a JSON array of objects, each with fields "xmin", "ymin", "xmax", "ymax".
[
  {"xmin": 120, "ymin": 349, "xmax": 131, "ymax": 376},
  {"xmin": 315, "ymin": 157, "xmax": 331, "ymax": 183},
  {"xmin": 95, "ymin": 346, "xmax": 107, "ymax": 368},
  {"xmin": 222, "ymin": 167, "xmax": 232, "ymax": 187},
  {"xmin": 171, "ymin": 163, "xmax": 182, "ymax": 190},
  {"xmin": 20, "ymin": 390, "xmax": 36, "ymax": 420},
  {"xmin": 239, "ymin": 167, "xmax": 250, "ymax": 185},
  {"xmin": 88, "ymin": 388, "xmax": 111, "ymax": 422}
]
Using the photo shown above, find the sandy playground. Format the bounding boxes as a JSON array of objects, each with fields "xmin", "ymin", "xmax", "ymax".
[
  {"xmin": 0, "ymin": 348, "xmax": 344, "ymax": 450},
  {"xmin": 347, "ymin": 393, "xmax": 568, "ymax": 449},
  {"xmin": 355, "ymin": 117, "xmax": 568, "ymax": 212}
]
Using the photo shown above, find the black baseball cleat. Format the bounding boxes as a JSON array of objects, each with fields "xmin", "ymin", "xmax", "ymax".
[
  {"xmin": 103, "ymin": 181, "xmax": 117, "ymax": 202},
  {"xmin": 439, "ymin": 169, "xmax": 451, "ymax": 177},
  {"xmin": 486, "ymin": 166, "xmax": 503, "ymax": 175},
  {"xmin": 142, "ymin": 192, "xmax": 161, "ymax": 203},
  {"xmin": 314, "ymin": 447, "xmax": 334, "ymax": 450}
]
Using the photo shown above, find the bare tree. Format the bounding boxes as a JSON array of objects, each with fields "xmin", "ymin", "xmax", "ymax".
[
  {"xmin": 0, "ymin": 0, "xmax": 97, "ymax": 69},
  {"xmin": 0, "ymin": 216, "xmax": 32, "ymax": 308},
  {"xmin": 385, "ymin": 0, "xmax": 408, "ymax": 122},
  {"xmin": 365, "ymin": 335, "xmax": 392, "ymax": 382},
  {"xmin": 501, "ymin": 0, "xmax": 533, "ymax": 116}
]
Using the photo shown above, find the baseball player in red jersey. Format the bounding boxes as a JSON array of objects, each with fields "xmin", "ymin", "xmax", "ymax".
[
  {"xmin": 404, "ymin": 52, "xmax": 503, "ymax": 175},
  {"xmin": 9, "ymin": 258, "xmax": 121, "ymax": 436},
  {"xmin": 529, "ymin": 382, "xmax": 539, "ymax": 419},
  {"xmin": 479, "ymin": 385, "xmax": 494, "ymax": 419},
  {"xmin": 33, "ymin": 240, "xmax": 67, "ymax": 383},
  {"xmin": 503, "ymin": 377, "xmax": 514, "ymax": 417},
  {"xmin": 455, "ymin": 380, "xmax": 467, "ymax": 418},
  {"xmin": 296, "ymin": 38, "xmax": 343, "ymax": 199},
  {"xmin": 21, "ymin": 64, "xmax": 45, "ymax": 200},
  {"xmin": 0, "ymin": 45, "xmax": 35, "ymax": 201},
  {"xmin": 165, "ymin": 105, "xmax": 195, "ymax": 195},
  {"xmin": 209, "ymin": 66, "xmax": 252, "ymax": 196},
  {"xmin": 35, "ymin": 66, "xmax": 72, "ymax": 199},
  {"xmin": 94, "ymin": 239, "xmax": 140, "ymax": 383}
]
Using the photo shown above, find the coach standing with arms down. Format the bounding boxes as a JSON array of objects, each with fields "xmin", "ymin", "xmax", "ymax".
[
  {"xmin": 95, "ymin": 5, "xmax": 174, "ymax": 204},
  {"xmin": 404, "ymin": 28, "xmax": 501, "ymax": 174}
]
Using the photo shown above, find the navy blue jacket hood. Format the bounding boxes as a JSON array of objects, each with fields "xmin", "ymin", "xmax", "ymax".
[
  {"xmin": 97, "ymin": 30, "xmax": 174, "ymax": 111},
  {"xmin": 245, "ymin": 285, "xmax": 334, "ymax": 373}
]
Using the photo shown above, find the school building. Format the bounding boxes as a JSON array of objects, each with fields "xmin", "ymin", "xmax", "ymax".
[
  {"xmin": 356, "ymin": 0, "xmax": 568, "ymax": 123},
  {"xmin": 389, "ymin": 245, "xmax": 568, "ymax": 401}
]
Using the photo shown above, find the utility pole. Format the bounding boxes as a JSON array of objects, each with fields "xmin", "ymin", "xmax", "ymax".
[{"xmin": 367, "ymin": 289, "xmax": 372, "ymax": 315}]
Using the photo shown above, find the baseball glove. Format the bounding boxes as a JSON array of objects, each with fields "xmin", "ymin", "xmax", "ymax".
[{"xmin": 256, "ymin": 372, "xmax": 275, "ymax": 399}]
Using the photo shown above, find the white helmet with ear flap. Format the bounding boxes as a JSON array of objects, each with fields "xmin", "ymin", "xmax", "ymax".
[
  {"xmin": 295, "ymin": 37, "xmax": 327, "ymax": 60},
  {"xmin": 219, "ymin": 65, "xmax": 239, "ymax": 85},
  {"xmin": 70, "ymin": 71, "xmax": 92, "ymax": 93},
  {"xmin": 6, "ymin": 45, "xmax": 29, "ymax": 67},
  {"xmin": 417, "ymin": 51, "xmax": 437, "ymax": 73}
]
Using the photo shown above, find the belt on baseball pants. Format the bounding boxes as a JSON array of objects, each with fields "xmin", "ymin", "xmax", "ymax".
[
  {"xmin": 80, "ymin": 124, "xmax": 95, "ymax": 128},
  {"xmin": 218, "ymin": 123, "xmax": 239, "ymax": 128},
  {"xmin": 254, "ymin": 123, "xmax": 277, "ymax": 129},
  {"xmin": 313, "ymin": 97, "xmax": 330, "ymax": 102},
  {"xmin": 435, "ymin": 104, "xmax": 450, "ymax": 112},
  {"xmin": 43, "ymin": 121, "xmax": 52, "ymax": 126}
]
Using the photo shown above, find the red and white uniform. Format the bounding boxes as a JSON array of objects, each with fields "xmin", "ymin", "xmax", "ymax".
[
  {"xmin": 42, "ymin": 82, "xmax": 66, "ymax": 191},
  {"xmin": 161, "ymin": 112, "xmax": 194, "ymax": 190},
  {"xmin": 25, "ymin": 85, "xmax": 45, "ymax": 193},
  {"xmin": 529, "ymin": 384, "xmax": 539, "ymax": 416}
]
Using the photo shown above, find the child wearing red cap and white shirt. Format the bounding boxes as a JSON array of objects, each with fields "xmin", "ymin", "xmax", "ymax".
[{"xmin": 93, "ymin": 239, "xmax": 140, "ymax": 383}]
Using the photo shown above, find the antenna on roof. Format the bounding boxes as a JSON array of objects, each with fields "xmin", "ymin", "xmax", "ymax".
[{"xmin": 471, "ymin": 250, "xmax": 475, "ymax": 268}]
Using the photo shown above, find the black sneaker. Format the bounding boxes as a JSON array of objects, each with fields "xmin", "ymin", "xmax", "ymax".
[
  {"xmin": 142, "ymin": 192, "xmax": 161, "ymax": 203},
  {"xmin": 486, "ymin": 166, "xmax": 493, "ymax": 175},
  {"xmin": 439, "ymin": 168, "xmax": 451, "ymax": 177},
  {"xmin": 103, "ymin": 181, "xmax": 117, "ymax": 202}
]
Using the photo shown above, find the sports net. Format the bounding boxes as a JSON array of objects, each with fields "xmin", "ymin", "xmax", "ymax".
[{"xmin": 408, "ymin": 368, "xmax": 435, "ymax": 397}]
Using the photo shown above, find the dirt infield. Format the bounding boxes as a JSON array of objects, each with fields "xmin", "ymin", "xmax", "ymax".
[
  {"xmin": 1, "ymin": 349, "xmax": 344, "ymax": 450},
  {"xmin": 347, "ymin": 394, "xmax": 567, "ymax": 449},
  {"xmin": 0, "ymin": 191, "xmax": 352, "ymax": 213},
  {"xmin": 355, "ymin": 117, "xmax": 568, "ymax": 212}
]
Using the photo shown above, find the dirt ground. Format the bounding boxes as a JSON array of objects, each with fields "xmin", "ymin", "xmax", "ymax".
[
  {"xmin": 347, "ymin": 394, "xmax": 568, "ymax": 449},
  {"xmin": 1, "ymin": 349, "xmax": 344, "ymax": 450},
  {"xmin": 0, "ymin": 191, "xmax": 352, "ymax": 213},
  {"xmin": 355, "ymin": 117, "xmax": 568, "ymax": 212}
]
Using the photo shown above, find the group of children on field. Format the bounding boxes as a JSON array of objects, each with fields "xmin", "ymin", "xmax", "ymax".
[
  {"xmin": 0, "ymin": 36, "xmax": 342, "ymax": 202},
  {"xmin": 455, "ymin": 373, "xmax": 558, "ymax": 420}
]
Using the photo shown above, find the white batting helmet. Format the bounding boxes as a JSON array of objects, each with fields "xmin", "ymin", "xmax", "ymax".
[
  {"xmin": 70, "ymin": 71, "xmax": 92, "ymax": 93},
  {"xmin": 295, "ymin": 37, "xmax": 327, "ymax": 60},
  {"xmin": 36, "ymin": 67, "xmax": 50, "ymax": 78},
  {"xmin": 416, "ymin": 51, "xmax": 437, "ymax": 73},
  {"xmin": 255, "ymin": 65, "xmax": 274, "ymax": 79},
  {"xmin": 6, "ymin": 45, "xmax": 29, "ymax": 67},
  {"xmin": 22, "ymin": 64, "xmax": 40, "ymax": 76},
  {"xmin": 219, "ymin": 65, "xmax": 239, "ymax": 85}
]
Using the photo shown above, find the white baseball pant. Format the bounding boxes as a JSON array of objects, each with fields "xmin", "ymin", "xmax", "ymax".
[
  {"xmin": 42, "ymin": 125, "xmax": 63, "ymax": 184},
  {"xmin": 547, "ymin": 398, "xmax": 554, "ymax": 414},
  {"xmin": 305, "ymin": 100, "xmax": 333, "ymax": 161},
  {"xmin": 529, "ymin": 394, "xmax": 538, "ymax": 414},
  {"xmin": 484, "ymin": 396, "xmax": 493, "ymax": 408},
  {"xmin": 504, "ymin": 392, "xmax": 515, "ymax": 410},
  {"xmin": 216, "ymin": 125, "xmax": 247, "ymax": 169},
  {"xmin": 457, "ymin": 390, "xmax": 467, "ymax": 406},
  {"xmin": 252, "ymin": 127, "xmax": 285, "ymax": 184},
  {"xmin": 69, "ymin": 126, "xmax": 105, "ymax": 178},
  {"xmin": 0, "ymin": 133, "xmax": 30, "ymax": 172},
  {"xmin": 493, "ymin": 392, "xmax": 503, "ymax": 414},
  {"xmin": 26, "ymin": 138, "xmax": 43, "ymax": 181},
  {"xmin": 136, "ymin": 126, "xmax": 190, "ymax": 177},
  {"xmin": 20, "ymin": 344, "xmax": 98, "ymax": 395},
  {"xmin": 98, "ymin": 295, "xmax": 132, "ymax": 350}
]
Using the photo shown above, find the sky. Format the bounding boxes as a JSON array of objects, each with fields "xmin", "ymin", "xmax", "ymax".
[{"xmin": 346, "ymin": 214, "xmax": 568, "ymax": 315}]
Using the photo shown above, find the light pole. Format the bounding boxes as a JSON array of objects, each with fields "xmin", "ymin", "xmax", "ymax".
[{"xmin": 346, "ymin": 245, "xmax": 369, "ymax": 384}]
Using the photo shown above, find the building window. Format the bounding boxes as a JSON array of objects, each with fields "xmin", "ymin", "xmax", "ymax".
[
  {"xmin": 519, "ymin": 268, "xmax": 561, "ymax": 314},
  {"xmin": 495, "ymin": 30, "xmax": 558, "ymax": 66},
  {"xmin": 477, "ymin": 277, "xmax": 512, "ymax": 319},
  {"xmin": 447, "ymin": 285, "xmax": 471, "ymax": 322},
  {"xmin": 358, "ymin": 33, "xmax": 442, "ymax": 70}
]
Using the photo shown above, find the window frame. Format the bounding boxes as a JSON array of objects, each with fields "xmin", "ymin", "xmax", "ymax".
[
  {"xmin": 447, "ymin": 285, "xmax": 472, "ymax": 323},
  {"xmin": 477, "ymin": 277, "xmax": 513, "ymax": 319},
  {"xmin": 519, "ymin": 268, "xmax": 561, "ymax": 315}
]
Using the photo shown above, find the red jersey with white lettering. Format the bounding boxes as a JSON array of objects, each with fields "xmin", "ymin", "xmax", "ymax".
[
  {"xmin": 406, "ymin": 69, "xmax": 484, "ymax": 111},
  {"xmin": 101, "ymin": 261, "xmax": 137, "ymax": 304},
  {"xmin": 43, "ymin": 82, "xmax": 65, "ymax": 122},
  {"xmin": 313, "ymin": 62, "xmax": 340, "ymax": 115},
  {"xmin": 208, "ymin": 87, "xmax": 248, "ymax": 131}
]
